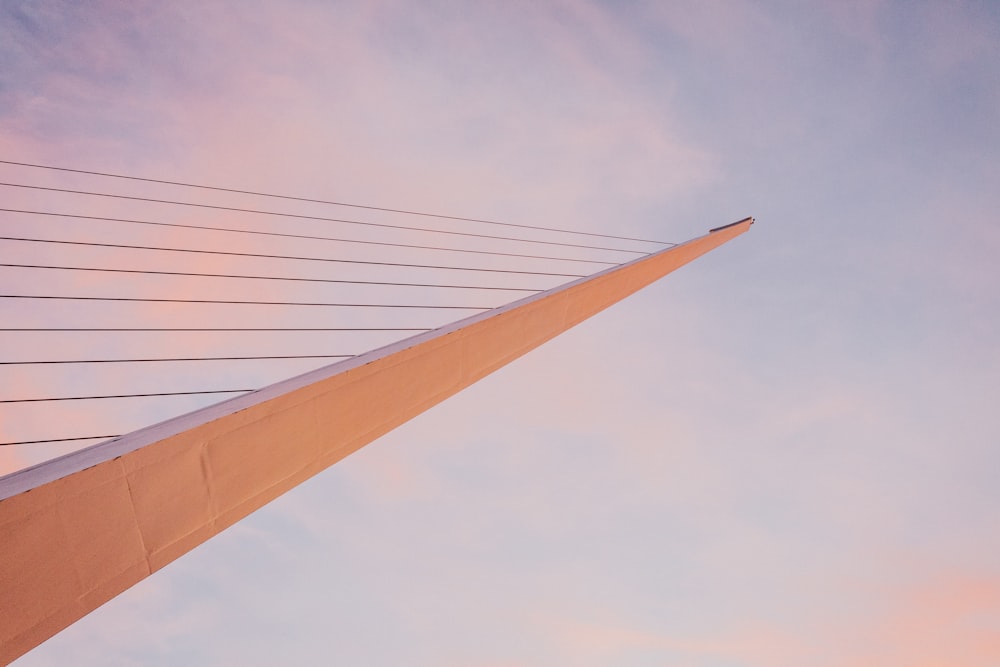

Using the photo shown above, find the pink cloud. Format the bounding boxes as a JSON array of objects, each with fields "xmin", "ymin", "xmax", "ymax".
[
  {"xmin": 862, "ymin": 572, "xmax": 1000, "ymax": 666},
  {"xmin": 533, "ymin": 569, "xmax": 1000, "ymax": 666}
]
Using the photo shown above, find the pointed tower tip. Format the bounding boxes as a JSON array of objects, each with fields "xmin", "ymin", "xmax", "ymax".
[{"xmin": 709, "ymin": 217, "xmax": 754, "ymax": 233}]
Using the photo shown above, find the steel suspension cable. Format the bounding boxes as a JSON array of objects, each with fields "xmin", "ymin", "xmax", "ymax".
[
  {"xmin": 0, "ymin": 159, "xmax": 670, "ymax": 245},
  {"xmin": 0, "ymin": 182, "xmax": 652, "ymax": 254},
  {"xmin": 0, "ymin": 209, "xmax": 621, "ymax": 265},
  {"xmin": 0, "ymin": 355, "xmax": 356, "ymax": 365},
  {"xmin": 0, "ymin": 263, "xmax": 543, "ymax": 291},
  {"xmin": 0, "ymin": 295, "xmax": 494, "ymax": 309},
  {"xmin": 0, "ymin": 327, "xmax": 432, "ymax": 332},
  {"xmin": 0, "ymin": 390, "xmax": 253, "ymax": 403},
  {"xmin": 0, "ymin": 435, "xmax": 122, "ymax": 446},
  {"xmin": 0, "ymin": 236, "xmax": 590, "ymax": 277}
]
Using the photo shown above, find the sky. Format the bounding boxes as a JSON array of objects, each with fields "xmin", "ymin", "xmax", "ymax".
[{"xmin": 2, "ymin": 0, "xmax": 999, "ymax": 665}]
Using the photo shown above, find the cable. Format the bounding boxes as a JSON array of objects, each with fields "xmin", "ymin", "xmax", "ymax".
[
  {"xmin": 0, "ymin": 159, "xmax": 670, "ymax": 245},
  {"xmin": 0, "ymin": 390, "xmax": 253, "ymax": 403},
  {"xmin": 1, "ymin": 354, "xmax": 355, "ymax": 365},
  {"xmin": 1, "ymin": 295, "xmax": 494, "ymax": 309},
  {"xmin": 0, "ymin": 236, "xmax": 589, "ymax": 277},
  {"xmin": 0, "ymin": 182, "xmax": 653, "ymax": 254},
  {"xmin": 0, "ymin": 209, "xmax": 621, "ymax": 265},
  {"xmin": 0, "ymin": 435, "xmax": 121, "ymax": 446},
  {"xmin": 0, "ymin": 327, "xmax": 432, "ymax": 332},
  {"xmin": 0, "ymin": 263, "xmax": 543, "ymax": 292}
]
